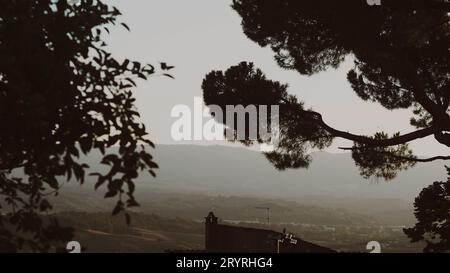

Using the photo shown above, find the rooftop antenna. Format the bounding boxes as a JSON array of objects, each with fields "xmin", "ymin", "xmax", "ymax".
[{"xmin": 255, "ymin": 207, "xmax": 270, "ymax": 225}]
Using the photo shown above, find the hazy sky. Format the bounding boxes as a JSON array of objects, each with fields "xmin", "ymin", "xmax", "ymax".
[{"xmin": 104, "ymin": 0, "xmax": 448, "ymax": 157}]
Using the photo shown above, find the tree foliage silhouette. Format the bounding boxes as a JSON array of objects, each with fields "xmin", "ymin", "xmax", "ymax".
[
  {"xmin": 0, "ymin": 0, "xmax": 169, "ymax": 252},
  {"xmin": 202, "ymin": 0, "xmax": 450, "ymax": 180},
  {"xmin": 404, "ymin": 167, "xmax": 450, "ymax": 252}
]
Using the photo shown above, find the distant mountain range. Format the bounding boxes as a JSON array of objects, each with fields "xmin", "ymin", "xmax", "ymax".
[
  {"xmin": 46, "ymin": 144, "xmax": 447, "ymax": 227},
  {"xmin": 77, "ymin": 144, "xmax": 447, "ymax": 201}
]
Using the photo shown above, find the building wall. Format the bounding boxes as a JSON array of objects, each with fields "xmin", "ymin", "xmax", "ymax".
[
  {"xmin": 205, "ymin": 212, "xmax": 335, "ymax": 253},
  {"xmin": 206, "ymin": 222, "xmax": 280, "ymax": 252}
]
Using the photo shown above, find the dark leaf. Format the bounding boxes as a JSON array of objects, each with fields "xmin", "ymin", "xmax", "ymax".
[
  {"xmin": 121, "ymin": 22, "xmax": 130, "ymax": 31},
  {"xmin": 162, "ymin": 73, "xmax": 175, "ymax": 79}
]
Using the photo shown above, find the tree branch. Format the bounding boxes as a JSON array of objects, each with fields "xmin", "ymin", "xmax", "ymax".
[
  {"xmin": 338, "ymin": 146, "xmax": 450, "ymax": 162},
  {"xmin": 281, "ymin": 100, "xmax": 437, "ymax": 147}
]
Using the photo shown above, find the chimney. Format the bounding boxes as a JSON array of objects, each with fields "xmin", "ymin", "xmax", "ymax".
[
  {"xmin": 205, "ymin": 211, "xmax": 218, "ymax": 224},
  {"xmin": 205, "ymin": 211, "xmax": 218, "ymax": 251}
]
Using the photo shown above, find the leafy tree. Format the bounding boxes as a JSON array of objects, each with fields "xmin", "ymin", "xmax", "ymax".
[
  {"xmin": 202, "ymin": 0, "xmax": 450, "ymax": 179},
  {"xmin": 0, "ymin": 0, "xmax": 171, "ymax": 252},
  {"xmin": 404, "ymin": 167, "xmax": 450, "ymax": 252}
]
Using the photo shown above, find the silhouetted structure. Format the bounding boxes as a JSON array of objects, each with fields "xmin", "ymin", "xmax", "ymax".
[{"xmin": 205, "ymin": 212, "xmax": 335, "ymax": 253}]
